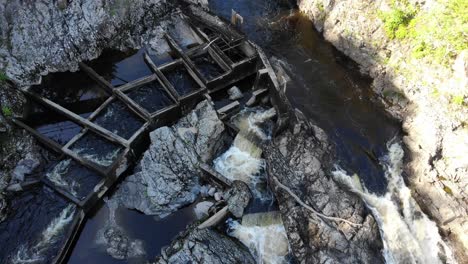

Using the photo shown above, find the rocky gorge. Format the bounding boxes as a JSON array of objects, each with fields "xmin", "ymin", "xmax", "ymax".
[
  {"xmin": 0, "ymin": 0, "xmax": 465, "ymax": 263},
  {"xmin": 296, "ymin": 0, "xmax": 467, "ymax": 261}
]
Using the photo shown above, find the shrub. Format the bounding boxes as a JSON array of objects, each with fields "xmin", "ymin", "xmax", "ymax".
[{"xmin": 2, "ymin": 106, "xmax": 12, "ymax": 117}]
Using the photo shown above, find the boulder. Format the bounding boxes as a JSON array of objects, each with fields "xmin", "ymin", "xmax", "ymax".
[
  {"xmin": 155, "ymin": 227, "xmax": 255, "ymax": 264},
  {"xmin": 228, "ymin": 86, "xmax": 244, "ymax": 100},
  {"xmin": 263, "ymin": 116, "xmax": 384, "ymax": 264},
  {"xmin": 113, "ymin": 100, "xmax": 225, "ymax": 217},
  {"xmin": 224, "ymin": 180, "xmax": 252, "ymax": 218}
]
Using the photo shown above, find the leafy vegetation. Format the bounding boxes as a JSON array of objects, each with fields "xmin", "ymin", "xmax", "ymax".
[
  {"xmin": 2, "ymin": 106, "xmax": 12, "ymax": 117},
  {"xmin": 0, "ymin": 71, "xmax": 7, "ymax": 83},
  {"xmin": 379, "ymin": 0, "xmax": 467, "ymax": 65}
]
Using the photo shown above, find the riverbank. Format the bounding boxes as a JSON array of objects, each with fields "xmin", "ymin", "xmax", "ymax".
[{"xmin": 296, "ymin": 0, "xmax": 467, "ymax": 261}]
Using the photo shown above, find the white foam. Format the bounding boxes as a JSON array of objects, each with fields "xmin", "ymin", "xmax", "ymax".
[
  {"xmin": 332, "ymin": 142, "xmax": 456, "ymax": 264},
  {"xmin": 46, "ymin": 159, "xmax": 80, "ymax": 197},
  {"xmin": 12, "ymin": 204, "xmax": 76, "ymax": 264},
  {"xmin": 228, "ymin": 218, "xmax": 289, "ymax": 264}
]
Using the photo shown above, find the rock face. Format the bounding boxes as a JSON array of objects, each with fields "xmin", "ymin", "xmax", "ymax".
[
  {"xmin": 155, "ymin": 227, "xmax": 255, "ymax": 264},
  {"xmin": 297, "ymin": 0, "xmax": 467, "ymax": 260},
  {"xmin": 224, "ymin": 180, "xmax": 252, "ymax": 218},
  {"xmin": 0, "ymin": 0, "xmax": 169, "ymax": 86},
  {"xmin": 263, "ymin": 115, "xmax": 384, "ymax": 264},
  {"xmin": 113, "ymin": 100, "xmax": 226, "ymax": 217}
]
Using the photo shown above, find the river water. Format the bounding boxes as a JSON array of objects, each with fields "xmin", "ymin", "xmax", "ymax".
[{"xmin": 1, "ymin": 1, "xmax": 406, "ymax": 263}]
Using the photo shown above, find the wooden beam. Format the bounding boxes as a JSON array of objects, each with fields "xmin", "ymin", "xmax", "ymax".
[
  {"xmin": 79, "ymin": 62, "xmax": 114, "ymax": 93},
  {"xmin": 117, "ymin": 74, "xmax": 158, "ymax": 92},
  {"xmin": 11, "ymin": 118, "xmax": 63, "ymax": 153},
  {"xmin": 25, "ymin": 90, "xmax": 129, "ymax": 148},
  {"xmin": 143, "ymin": 52, "xmax": 180, "ymax": 102},
  {"xmin": 200, "ymin": 163, "xmax": 232, "ymax": 187},
  {"xmin": 198, "ymin": 206, "xmax": 229, "ymax": 229},
  {"xmin": 165, "ymin": 33, "xmax": 208, "ymax": 84},
  {"xmin": 80, "ymin": 62, "xmax": 151, "ymax": 122}
]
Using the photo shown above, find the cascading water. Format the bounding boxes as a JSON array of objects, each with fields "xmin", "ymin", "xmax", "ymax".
[
  {"xmin": 12, "ymin": 204, "xmax": 76, "ymax": 264},
  {"xmin": 228, "ymin": 212, "xmax": 290, "ymax": 264},
  {"xmin": 332, "ymin": 141, "xmax": 456, "ymax": 264},
  {"xmin": 213, "ymin": 108, "xmax": 276, "ymax": 200}
]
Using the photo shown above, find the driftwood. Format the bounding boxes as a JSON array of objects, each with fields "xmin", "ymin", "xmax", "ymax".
[
  {"xmin": 198, "ymin": 206, "xmax": 229, "ymax": 229},
  {"xmin": 271, "ymin": 175, "xmax": 362, "ymax": 228}
]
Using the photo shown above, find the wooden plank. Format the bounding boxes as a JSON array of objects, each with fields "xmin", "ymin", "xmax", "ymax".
[
  {"xmin": 198, "ymin": 206, "xmax": 229, "ymax": 229},
  {"xmin": 79, "ymin": 62, "xmax": 114, "ymax": 93},
  {"xmin": 165, "ymin": 33, "xmax": 209, "ymax": 84},
  {"xmin": 113, "ymin": 89, "xmax": 152, "ymax": 121},
  {"xmin": 117, "ymin": 74, "xmax": 158, "ymax": 92},
  {"xmin": 80, "ymin": 62, "xmax": 151, "ymax": 122},
  {"xmin": 11, "ymin": 118, "xmax": 63, "ymax": 153},
  {"xmin": 62, "ymin": 148, "xmax": 108, "ymax": 177},
  {"xmin": 200, "ymin": 163, "xmax": 233, "ymax": 187},
  {"xmin": 143, "ymin": 52, "xmax": 180, "ymax": 102},
  {"xmin": 25, "ymin": 90, "xmax": 129, "ymax": 148}
]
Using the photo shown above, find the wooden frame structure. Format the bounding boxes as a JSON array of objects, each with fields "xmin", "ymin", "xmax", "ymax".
[{"xmin": 13, "ymin": 9, "xmax": 259, "ymax": 213}]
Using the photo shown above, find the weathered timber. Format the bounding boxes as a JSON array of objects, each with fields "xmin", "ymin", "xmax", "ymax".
[
  {"xmin": 200, "ymin": 163, "xmax": 233, "ymax": 187},
  {"xmin": 217, "ymin": 101, "xmax": 240, "ymax": 120},
  {"xmin": 198, "ymin": 206, "xmax": 229, "ymax": 229},
  {"xmin": 143, "ymin": 53, "xmax": 180, "ymax": 102},
  {"xmin": 25, "ymin": 90, "xmax": 129, "ymax": 148}
]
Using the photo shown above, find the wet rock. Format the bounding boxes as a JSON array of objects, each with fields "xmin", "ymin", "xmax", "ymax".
[
  {"xmin": 214, "ymin": 192, "xmax": 223, "ymax": 201},
  {"xmin": 228, "ymin": 86, "xmax": 244, "ymax": 100},
  {"xmin": 263, "ymin": 114, "xmax": 384, "ymax": 264},
  {"xmin": 193, "ymin": 201, "xmax": 214, "ymax": 219},
  {"xmin": 0, "ymin": 194, "xmax": 8, "ymax": 223},
  {"xmin": 11, "ymin": 156, "xmax": 40, "ymax": 182},
  {"xmin": 103, "ymin": 227, "xmax": 129, "ymax": 260},
  {"xmin": 155, "ymin": 227, "xmax": 255, "ymax": 264},
  {"xmin": 113, "ymin": 100, "xmax": 225, "ymax": 217},
  {"xmin": 224, "ymin": 181, "xmax": 252, "ymax": 218}
]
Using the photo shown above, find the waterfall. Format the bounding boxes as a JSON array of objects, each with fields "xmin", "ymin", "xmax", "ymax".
[
  {"xmin": 228, "ymin": 212, "xmax": 290, "ymax": 264},
  {"xmin": 332, "ymin": 142, "xmax": 456, "ymax": 264},
  {"xmin": 214, "ymin": 108, "xmax": 276, "ymax": 200},
  {"xmin": 12, "ymin": 204, "xmax": 76, "ymax": 264}
]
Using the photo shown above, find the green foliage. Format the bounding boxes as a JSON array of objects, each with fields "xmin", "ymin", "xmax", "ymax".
[
  {"xmin": 379, "ymin": 0, "xmax": 467, "ymax": 65},
  {"xmin": 451, "ymin": 95, "xmax": 465, "ymax": 106},
  {"xmin": 407, "ymin": 0, "xmax": 468, "ymax": 65},
  {"xmin": 2, "ymin": 106, "xmax": 12, "ymax": 117},
  {"xmin": 0, "ymin": 71, "xmax": 7, "ymax": 83},
  {"xmin": 378, "ymin": 0, "xmax": 416, "ymax": 39}
]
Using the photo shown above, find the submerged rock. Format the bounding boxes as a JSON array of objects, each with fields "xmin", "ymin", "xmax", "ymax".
[
  {"xmin": 155, "ymin": 227, "xmax": 255, "ymax": 264},
  {"xmin": 263, "ymin": 113, "xmax": 384, "ymax": 264},
  {"xmin": 113, "ymin": 100, "xmax": 226, "ymax": 217},
  {"xmin": 228, "ymin": 86, "xmax": 244, "ymax": 100}
]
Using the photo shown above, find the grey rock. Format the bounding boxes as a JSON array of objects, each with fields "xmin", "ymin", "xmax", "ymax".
[
  {"xmin": 103, "ymin": 227, "xmax": 130, "ymax": 260},
  {"xmin": 208, "ymin": 187, "xmax": 216, "ymax": 196},
  {"xmin": 113, "ymin": 100, "xmax": 225, "ymax": 217},
  {"xmin": 0, "ymin": 0, "xmax": 170, "ymax": 86},
  {"xmin": 228, "ymin": 86, "xmax": 244, "ymax": 100},
  {"xmin": 214, "ymin": 192, "xmax": 223, "ymax": 201},
  {"xmin": 11, "ymin": 156, "xmax": 40, "ymax": 182},
  {"xmin": 0, "ymin": 194, "xmax": 8, "ymax": 223},
  {"xmin": 263, "ymin": 116, "xmax": 384, "ymax": 264},
  {"xmin": 224, "ymin": 180, "xmax": 252, "ymax": 218},
  {"xmin": 156, "ymin": 227, "xmax": 255, "ymax": 264}
]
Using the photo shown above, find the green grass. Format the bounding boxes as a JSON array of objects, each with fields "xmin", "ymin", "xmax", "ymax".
[
  {"xmin": 451, "ymin": 95, "xmax": 465, "ymax": 106},
  {"xmin": 2, "ymin": 106, "xmax": 12, "ymax": 117},
  {"xmin": 378, "ymin": 0, "xmax": 467, "ymax": 66}
]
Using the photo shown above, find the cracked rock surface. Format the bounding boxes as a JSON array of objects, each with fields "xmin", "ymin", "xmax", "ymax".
[
  {"xmin": 155, "ymin": 227, "xmax": 255, "ymax": 264},
  {"xmin": 263, "ymin": 114, "xmax": 384, "ymax": 264},
  {"xmin": 112, "ymin": 100, "xmax": 226, "ymax": 217}
]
